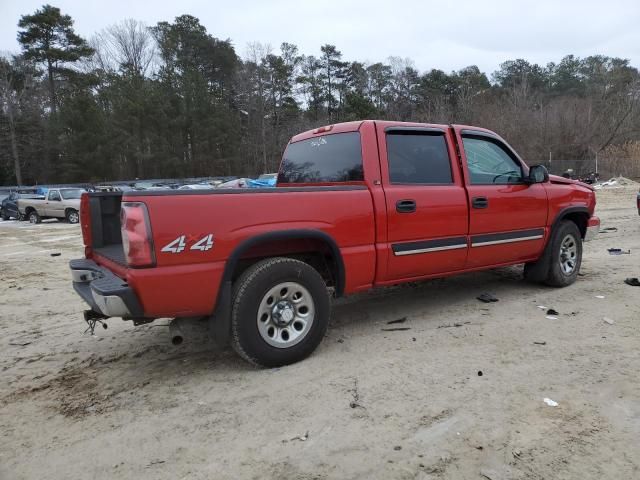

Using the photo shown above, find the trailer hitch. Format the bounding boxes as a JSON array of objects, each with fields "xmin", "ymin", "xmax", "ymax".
[{"xmin": 83, "ymin": 310, "xmax": 108, "ymax": 335}]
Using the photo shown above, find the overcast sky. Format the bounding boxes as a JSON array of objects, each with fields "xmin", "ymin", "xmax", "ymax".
[{"xmin": 1, "ymin": 0, "xmax": 639, "ymax": 75}]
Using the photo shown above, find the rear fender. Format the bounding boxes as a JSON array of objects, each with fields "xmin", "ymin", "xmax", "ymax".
[{"xmin": 209, "ymin": 229, "xmax": 344, "ymax": 346}]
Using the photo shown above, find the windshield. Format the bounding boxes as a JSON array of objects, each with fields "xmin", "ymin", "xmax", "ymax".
[{"xmin": 60, "ymin": 189, "xmax": 85, "ymax": 200}]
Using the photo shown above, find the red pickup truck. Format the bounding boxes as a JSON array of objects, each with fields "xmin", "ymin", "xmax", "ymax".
[{"xmin": 70, "ymin": 120, "xmax": 599, "ymax": 367}]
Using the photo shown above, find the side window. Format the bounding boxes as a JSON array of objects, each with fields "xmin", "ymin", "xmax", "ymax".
[
  {"xmin": 462, "ymin": 136, "xmax": 523, "ymax": 184},
  {"xmin": 49, "ymin": 191, "xmax": 61, "ymax": 201},
  {"xmin": 386, "ymin": 132, "xmax": 453, "ymax": 184}
]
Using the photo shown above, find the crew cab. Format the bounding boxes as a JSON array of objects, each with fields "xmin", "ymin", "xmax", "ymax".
[
  {"xmin": 19, "ymin": 188, "xmax": 84, "ymax": 224},
  {"xmin": 70, "ymin": 121, "xmax": 600, "ymax": 367}
]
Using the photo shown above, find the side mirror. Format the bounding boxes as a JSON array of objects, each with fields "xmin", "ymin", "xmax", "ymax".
[{"xmin": 527, "ymin": 165, "xmax": 549, "ymax": 184}]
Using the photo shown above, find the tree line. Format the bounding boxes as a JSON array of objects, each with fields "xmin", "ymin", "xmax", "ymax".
[{"xmin": 1, "ymin": 4, "xmax": 639, "ymax": 186}]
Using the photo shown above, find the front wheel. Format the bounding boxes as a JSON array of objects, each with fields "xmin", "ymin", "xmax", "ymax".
[
  {"xmin": 230, "ymin": 257, "xmax": 330, "ymax": 367},
  {"xmin": 66, "ymin": 209, "xmax": 79, "ymax": 224},
  {"xmin": 526, "ymin": 220, "xmax": 582, "ymax": 287}
]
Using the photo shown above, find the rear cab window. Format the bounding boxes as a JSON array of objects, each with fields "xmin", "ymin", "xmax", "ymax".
[{"xmin": 278, "ymin": 132, "xmax": 363, "ymax": 184}]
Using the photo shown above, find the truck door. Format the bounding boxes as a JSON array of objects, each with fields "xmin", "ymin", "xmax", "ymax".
[
  {"xmin": 378, "ymin": 124, "xmax": 469, "ymax": 281},
  {"xmin": 454, "ymin": 128, "xmax": 548, "ymax": 268},
  {"xmin": 7, "ymin": 193, "xmax": 19, "ymax": 218},
  {"xmin": 46, "ymin": 190, "xmax": 63, "ymax": 217}
]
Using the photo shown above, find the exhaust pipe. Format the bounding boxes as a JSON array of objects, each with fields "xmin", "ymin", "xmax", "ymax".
[{"xmin": 169, "ymin": 319, "xmax": 184, "ymax": 346}]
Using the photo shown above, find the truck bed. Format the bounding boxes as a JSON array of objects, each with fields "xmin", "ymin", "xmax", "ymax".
[{"xmin": 86, "ymin": 192, "xmax": 126, "ymax": 266}]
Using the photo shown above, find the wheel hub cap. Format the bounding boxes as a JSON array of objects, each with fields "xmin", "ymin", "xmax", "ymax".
[
  {"xmin": 559, "ymin": 234, "xmax": 578, "ymax": 274},
  {"xmin": 257, "ymin": 281, "xmax": 315, "ymax": 349},
  {"xmin": 272, "ymin": 301, "xmax": 295, "ymax": 326}
]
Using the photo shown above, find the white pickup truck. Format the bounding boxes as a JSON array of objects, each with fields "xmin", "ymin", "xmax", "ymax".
[{"xmin": 18, "ymin": 188, "xmax": 84, "ymax": 224}]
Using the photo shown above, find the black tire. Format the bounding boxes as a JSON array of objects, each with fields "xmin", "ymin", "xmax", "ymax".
[
  {"xmin": 1, "ymin": 209, "xmax": 8, "ymax": 221},
  {"xmin": 525, "ymin": 220, "xmax": 582, "ymax": 287},
  {"xmin": 28, "ymin": 210, "xmax": 41, "ymax": 224},
  {"xmin": 66, "ymin": 209, "xmax": 79, "ymax": 224},
  {"xmin": 230, "ymin": 257, "xmax": 330, "ymax": 368},
  {"xmin": 18, "ymin": 213, "xmax": 26, "ymax": 221}
]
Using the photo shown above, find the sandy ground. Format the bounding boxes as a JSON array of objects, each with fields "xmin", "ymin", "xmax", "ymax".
[{"xmin": 1, "ymin": 187, "xmax": 639, "ymax": 480}]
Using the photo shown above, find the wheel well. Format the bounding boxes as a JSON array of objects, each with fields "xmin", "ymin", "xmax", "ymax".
[
  {"xmin": 560, "ymin": 212, "xmax": 588, "ymax": 238},
  {"xmin": 65, "ymin": 207, "xmax": 77, "ymax": 215},
  {"xmin": 228, "ymin": 234, "xmax": 344, "ymax": 296},
  {"xmin": 25, "ymin": 207, "xmax": 36, "ymax": 216}
]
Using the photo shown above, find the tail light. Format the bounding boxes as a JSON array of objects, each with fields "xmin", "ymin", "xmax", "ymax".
[
  {"xmin": 80, "ymin": 193, "xmax": 92, "ymax": 256},
  {"xmin": 121, "ymin": 202, "xmax": 155, "ymax": 267}
]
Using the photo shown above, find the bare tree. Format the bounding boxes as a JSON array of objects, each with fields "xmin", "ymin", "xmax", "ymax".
[{"xmin": 91, "ymin": 19, "xmax": 156, "ymax": 75}]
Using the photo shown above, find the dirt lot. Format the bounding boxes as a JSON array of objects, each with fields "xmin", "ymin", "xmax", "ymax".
[{"xmin": 1, "ymin": 187, "xmax": 639, "ymax": 480}]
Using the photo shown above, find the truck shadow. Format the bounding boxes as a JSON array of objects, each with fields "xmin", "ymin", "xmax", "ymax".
[
  {"xmin": 81, "ymin": 265, "xmax": 540, "ymax": 373},
  {"xmin": 3, "ymin": 264, "xmax": 571, "ymax": 419},
  {"xmin": 330, "ymin": 265, "xmax": 532, "ymax": 329}
]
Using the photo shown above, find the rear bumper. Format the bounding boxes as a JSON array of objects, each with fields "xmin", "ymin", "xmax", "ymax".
[
  {"xmin": 70, "ymin": 259, "xmax": 144, "ymax": 318},
  {"xmin": 584, "ymin": 216, "xmax": 600, "ymax": 242}
]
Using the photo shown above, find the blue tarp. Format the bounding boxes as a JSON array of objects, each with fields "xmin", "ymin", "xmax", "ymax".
[{"xmin": 246, "ymin": 178, "xmax": 277, "ymax": 188}]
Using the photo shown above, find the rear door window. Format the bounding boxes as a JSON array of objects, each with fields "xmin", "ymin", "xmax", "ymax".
[
  {"xmin": 48, "ymin": 191, "xmax": 61, "ymax": 201},
  {"xmin": 278, "ymin": 132, "xmax": 363, "ymax": 183},
  {"xmin": 386, "ymin": 132, "xmax": 453, "ymax": 184}
]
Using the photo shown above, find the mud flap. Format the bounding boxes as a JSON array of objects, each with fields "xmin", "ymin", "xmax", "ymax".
[
  {"xmin": 209, "ymin": 281, "xmax": 232, "ymax": 346},
  {"xmin": 524, "ymin": 238, "xmax": 552, "ymax": 282}
]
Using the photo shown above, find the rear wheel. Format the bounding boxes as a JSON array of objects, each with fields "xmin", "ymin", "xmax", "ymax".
[
  {"xmin": 66, "ymin": 209, "xmax": 79, "ymax": 224},
  {"xmin": 28, "ymin": 211, "xmax": 41, "ymax": 224},
  {"xmin": 230, "ymin": 257, "xmax": 330, "ymax": 367}
]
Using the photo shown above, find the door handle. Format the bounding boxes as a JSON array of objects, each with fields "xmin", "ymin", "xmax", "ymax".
[
  {"xmin": 472, "ymin": 196, "xmax": 488, "ymax": 209},
  {"xmin": 396, "ymin": 199, "xmax": 416, "ymax": 213}
]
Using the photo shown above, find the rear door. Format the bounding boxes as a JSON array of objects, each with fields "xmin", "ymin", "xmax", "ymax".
[
  {"xmin": 454, "ymin": 128, "xmax": 548, "ymax": 267},
  {"xmin": 378, "ymin": 124, "xmax": 469, "ymax": 281}
]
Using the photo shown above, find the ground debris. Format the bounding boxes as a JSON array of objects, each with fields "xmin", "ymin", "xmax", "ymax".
[
  {"xmin": 608, "ymin": 248, "xmax": 630, "ymax": 255},
  {"xmin": 381, "ymin": 327, "xmax": 411, "ymax": 331},
  {"xmin": 386, "ymin": 317, "xmax": 407, "ymax": 325},
  {"xmin": 533, "ymin": 341, "xmax": 547, "ymax": 345},
  {"xmin": 349, "ymin": 378, "xmax": 363, "ymax": 409},
  {"xmin": 477, "ymin": 293, "xmax": 498, "ymax": 303},
  {"xmin": 438, "ymin": 321, "xmax": 471, "ymax": 329},
  {"xmin": 283, "ymin": 431, "xmax": 309, "ymax": 443}
]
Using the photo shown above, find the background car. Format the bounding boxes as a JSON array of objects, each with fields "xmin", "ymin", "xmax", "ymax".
[{"xmin": 1, "ymin": 189, "xmax": 39, "ymax": 220}]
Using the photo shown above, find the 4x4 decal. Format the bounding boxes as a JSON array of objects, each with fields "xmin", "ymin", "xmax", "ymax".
[{"xmin": 161, "ymin": 234, "xmax": 214, "ymax": 253}]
